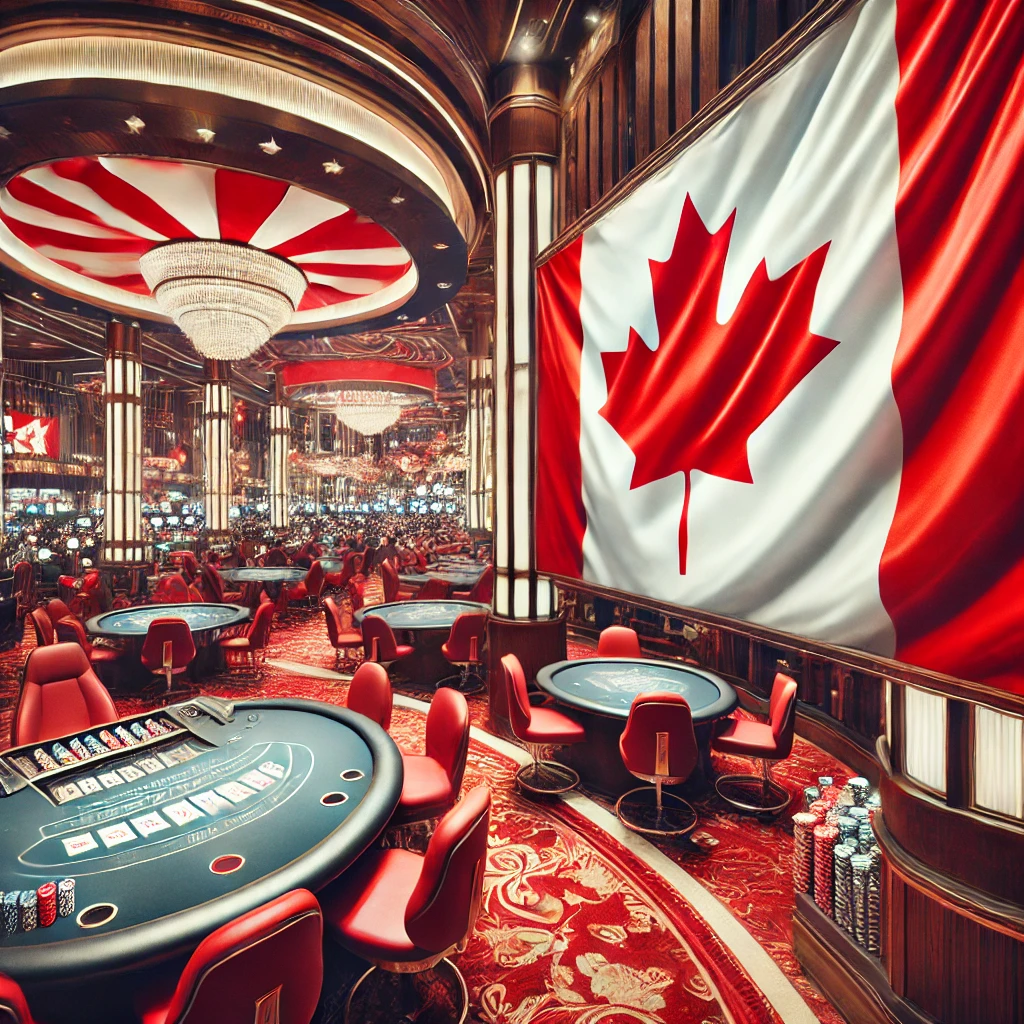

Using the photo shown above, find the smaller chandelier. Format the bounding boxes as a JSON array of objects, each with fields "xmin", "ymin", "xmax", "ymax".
[
  {"xmin": 335, "ymin": 390, "xmax": 417, "ymax": 435},
  {"xmin": 140, "ymin": 240, "xmax": 307, "ymax": 360}
]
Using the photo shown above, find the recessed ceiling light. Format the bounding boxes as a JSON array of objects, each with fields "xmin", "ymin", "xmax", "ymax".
[
  {"xmin": 396, "ymin": 314, "xmax": 409, "ymax": 321},
  {"xmin": 322, "ymin": 160, "xmax": 344, "ymax": 174},
  {"xmin": 124, "ymin": 115, "xmax": 146, "ymax": 134},
  {"xmin": 31, "ymin": 291, "xmax": 44, "ymax": 301},
  {"xmin": 0, "ymin": 126, "xmax": 11, "ymax": 140},
  {"xmin": 436, "ymin": 282, "xmax": 452, "ymax": 289},
  {"xmin": 196, "ymin": 128, "xmax": 216, "ymax": 143},
  {"xmin": 390, "ymin": 193, "xmax": 405, "ymax": 205},
  {"xmin": 259, "ymin": 137, "xmax": 282, "ymax": 155},
  {"xmin": 433, "ymin": 242, "xmax": 449, "ymax": 250}
]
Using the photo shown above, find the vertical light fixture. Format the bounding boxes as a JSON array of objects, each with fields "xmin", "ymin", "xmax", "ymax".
[
  {"xmin": 203, "ymin": 359, "xmax": 232, "ymax": 539},
  {"xmin": 466, "ymin": 311, "xmax": 493, "ymax": 531},
  {"xmin": 102, "ymin": 320, "xmax": 145, "ymax": 564},
  {"xmin": 269, "ymin": 373, "xmax": 290, "ymax": 530}
]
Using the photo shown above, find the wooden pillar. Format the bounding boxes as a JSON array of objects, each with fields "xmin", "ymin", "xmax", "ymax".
[{"xmin": 203, "ymin": 359, "xmax": 232, "ymax": 541}]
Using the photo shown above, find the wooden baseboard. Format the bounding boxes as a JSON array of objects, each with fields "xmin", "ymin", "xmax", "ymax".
[{"xmin": 793, "ymin": 893, "xmax": 933, "ymax": 1024}]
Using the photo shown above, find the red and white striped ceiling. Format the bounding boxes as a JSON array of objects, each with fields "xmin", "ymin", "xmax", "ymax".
[{"xmin": 0, "ymin": 156, "xmax": 417, "ymax": 327}]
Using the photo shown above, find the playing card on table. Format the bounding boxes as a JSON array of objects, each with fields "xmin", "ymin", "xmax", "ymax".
[
  {"xmin": 215, "ymin": 781, "xmax": 256, "ymax": 804},
  {"xmin": 258, "ymin": 761, "xmax": 286, "ymax": 780},
  {"xmin": 118, "ymin": 765, "xmax": 146, "ymax": 782},
  {"xmin": 97, "ymin": 822, "xmax": 136, "ymax": 848},
  {"xmin": 130, "ymin": 812, "xmax": 171, "ymax": 837},
  {"xmin": 78, "ymin": 777, "xmax": 103, "ymax": 795},
  {"xmin": 62, "ymin": 833, "xmax": 98, "ymax": 857},
  {"xmin": 190, "ymin": 790, "xmax": 233, "ymax": 815},
  {"xmin": 136, "ymin": 758, "xmax": 163, "ymax": 775},
  {"xmin": 98, "ymin": 771, "xmax": 124, "ymax": 789},
  {"xmin": 162, "ymin": 800, "xmax": 205, "ymax": 826},
  {"xmin": 239, "ymin": 769, "xmax": 274, "ymax": 791},
  {"xmin": 51, "ymin": 782, "xmax": 83, "ymax": 804}
]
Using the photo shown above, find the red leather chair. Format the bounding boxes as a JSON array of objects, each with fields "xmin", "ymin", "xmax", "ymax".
[
  {"xmin": 218, "ymin": 601, "xmax": 272, "ymax": 678},
  {"xmin": 391, "ymin": 687, "xmax": 469, "ymax": 829},
  {"xmin": 439, "ymin": 612, "xmax": 487, "ymax": 693},
  {"xmin": 414, "ymin": 578, "xmax": 449, "ymax": 600},
  {"xmin": 712, "ymin": 672, "xmax": 799, "ymax": 816},
  {"xmin": 617, "ymin": 692, "xmax": 699, "ymax": 836},
  {"xmin": 380, "ymin": 560, "xmax": 415, "ymax": 603},
  {"xmin": 598, "ymin": 625, "xmax": 642, "ymax": 658},
  {"xmin": 54, "ymin": 615, "xmax": 123, "ymax": 668},
  {"xmin": 29, "ymin": 607, "xmax": 54, "ymax": 648},
  {"xmin": 152, "ymin": 574, "xmax": 191, "ymax": 604},
  {"xmin": 323, "ymin": 596, "xmax": 364, "ymax": 671},
  {"xmin": 136, "ymin": 889, "xmax": 322, "ymax": 1024},
  {"xmin": 452, "ymin": 564, "xmax": 493, "ymax": 604},
  {"xmin": 45, "ymin": 598, "xmax": 73, "ymax": 627},
  {"xmin": 140, "ymin": 618, "xmax": 196, "ymax": 694},
  {"xmin": 361, "ymin": 615, "xmax": 413, "ymax": 673},
  {"xmin": 287, "ymin": 560, "xmax": 325, "ymax": 606},
  {"xmin": 12, "ymin": 561, "xmax": 34, "ymax": 623},
  {"xmin": 346, "ymin": 662, "xmax": 393, "ymax": 731},
  {"xmin": 0, "ymin": 972, "xmax": 37, "ymax": 1024},
  {"xmin": 321, "ymin": 786, "xmax": 491, "ymax": 1024},
  {"xmin": 201, "ymin": 563, "xmax": 243, "ymax": 604},
  {"xmin": 12, "ymin": 643, "xmax": 118, "ymax": 747},
  {"xmin": 169, "ymin": 550, "xmax": 201, "ymax": 582},
  {"xmin": 501, "ymin": 653, "xmax": 584, "ymax": 795}
]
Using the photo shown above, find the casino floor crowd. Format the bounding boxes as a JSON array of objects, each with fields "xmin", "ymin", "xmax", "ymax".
[{"xmin": 0, "ymin": 532, "xmax": 861, "ymax": 1024}]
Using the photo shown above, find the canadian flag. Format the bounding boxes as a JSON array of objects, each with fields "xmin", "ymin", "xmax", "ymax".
[
  {"xmin": 4, "ymin": 410, "xmax": 60, "ymax": 458},
  {"xmin": 536, "ymin": 0, "xmax": 1024, "ymax": 692}
]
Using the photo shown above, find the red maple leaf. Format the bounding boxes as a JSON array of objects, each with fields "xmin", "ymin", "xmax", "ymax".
[{"xmin": 599, "ymin": 195, "xmax": 837, "ymax": 574}]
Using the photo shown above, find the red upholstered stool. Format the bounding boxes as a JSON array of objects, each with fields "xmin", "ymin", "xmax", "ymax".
[
  {"xmin": 439, "ymin": 612, "xmax": 488, "ymax": 694},
  {"xmin": 361, "ymin": 615, "xmax": 413, "ymax": 673},
  {"xmin": 451, "ymin": 564, "xmax": 493, "ymax": 603},
  {"xmin": 135, "ymin": 889, "xmax": 322, "ymax": 1024},
  {"xmin": 287, "ymin": 560, "xmax": 325, "ymax": 607},
  {"xmin": 12, "ymin": 643, "xmax": 118, "ymax": 747},
  {"xmin": 29, "ymin": 607, "xmax": 54, "ymax": 648},
  {"xmin": 502, "ymin": 654, "xmax": 585, "ymax": 795},
  {"xmin": 617, "ymin": 692, "xmax": 699, "ymax": 836},
  {"xmin": 140, "ymin": 618, "xmax": 196, "ymax": 695},
  {"xmin": 321, "ymin": 786, "xmax": 491, "ymax": 1024},
  {"xmin": 346, "ymin": 662, "xmax": 393, "ymax": 731},
  {"xmin": 54, "ymin": 616, "xmax": 124, "ymax": 669},
  {"xmin": 390, "ymin": 687, "xmax": 469, "ymax": 830},
  {"xmin": 152, "ymin": 574, "xmax": 191, "ymax": 604},
  {"xmin": 712, "ymin": 672, "xmax": 798, "ymax": 817},
  {"xmin": 597, "ymin": 625, "xmax": 642, "ymax": 658},
  {"xmin": 218, "ymin": 600, "xmax": 273, "ymax": 679},
  {"xmin": 323, "ymin": 596, "xmax": 364, "ymax": 672},
  {"xmin": 0, "ymin": 972, "xmax": 38, "ymax": 1024}
]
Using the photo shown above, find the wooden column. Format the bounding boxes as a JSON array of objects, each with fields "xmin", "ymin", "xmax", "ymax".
[{"xmin": 202, "ymin": 359, "xmax": 232, "ymax": 541}]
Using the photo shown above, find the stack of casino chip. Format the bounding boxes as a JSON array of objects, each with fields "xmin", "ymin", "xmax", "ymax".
[
  {"xmin": 129, "ymin": 723, "xmax": 149, "ymax": 742},
  {"xmin": 33, "ymin": 747, "xmax": 59, "ymax": 771},
  {"xmin": 99, "ymin": 729, "xmax": 122, "ymax": 750},
  {"xmin": 68, "ymin": 738, "xmax": 91, "ymax": 761},
  {"xmin": 58, "ymin": 878, "xmax": 75, "ymax": 917},
  {"xmin": 791, "ymin": 812, "xmax": 819, "ymax": 893},
  {"xmin": 851, "ymin": 853, "xmax": 871, "ymax": 946},
  {"xmin": 113, "ymin": 725, "xmax": 138, "ymax": 746},
  {"xmin": 36, "ymin": 883, "xmax": 57, "ymax": 927},
  {"xmin": 51, "ymin": 742, "xmax": 77, "ymax": 766},
  {"xmin": 858, "ymin": 821, "xmax": 874, "ymax": 854},
  {"xmin": 3, "ymin": 891, "xmax": 19, "ymax": 934},
  {"xmin": 83, "ymin": 734, "xmax": 107, "ymax": 756},
  {"xmin": 849, "ymin": 777, "xmax": 870, "ymax": 806},
  {"xmin": 813, "ymin": 823, "xmax": 839, "ymax": 917},
  {"xmin": 803, "ymin": 786, "xmax": 820, "ymax": 810},
  {"xmin": 866, "ymin": 847, "xmax": 882, "ymax": 955},
  {"xmin": 833, "ymin": 844, "xmax": 857, "ymax": 935},
  {"xmin": 18, "ymin": 890, "xmax": 37, "ymax": 932}
]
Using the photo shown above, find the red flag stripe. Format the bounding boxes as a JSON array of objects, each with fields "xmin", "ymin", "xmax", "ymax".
[
  {"xmin": 214, "ymin": 168, "xmax": 289, "ymax": 244},
  {"xmin": 4, "ymin": 176, "xmax": 141, "ymax": 238},
  {"xmin": 270, "ymin": 209, "xmax": 403, "ymax": 258},
  {"xmin": 0, "ymin": 212, "xmax": 152, "ymax": 254}
]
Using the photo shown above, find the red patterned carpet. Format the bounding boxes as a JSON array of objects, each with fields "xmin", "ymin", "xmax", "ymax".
[{"xmin": 0, "ymin": 608, "xmax": 846, "ymax": 1024}]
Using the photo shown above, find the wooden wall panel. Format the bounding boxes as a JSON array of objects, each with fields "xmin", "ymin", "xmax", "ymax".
[
  {"xmin": 634, "ymin": 5, "xmax": 653, "ymax": 164},
  {"xmin": 600, "ymin": 62, "xmax": 617, "ymax": 191},
  {"xmin": 698, "ymin": 0, "xmax": 721, "ymax": 107},
  {"xmin": 674, "ymin": 0, "xmax": 694, "ymax": 130},
  {"xmin": 653, "ymin": 0, "xmax": 672, "ymax": 147}
]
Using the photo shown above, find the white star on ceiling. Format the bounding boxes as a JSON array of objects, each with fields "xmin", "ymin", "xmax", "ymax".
[
  {"xmin": 258, "ymin": 137, "xmax": 282, "ymax": 155},
  {"xmin": 323, "ymin": 160, "xmax": 344, "ymax": 174},
  {"xmin": 124, "ymin": 115, "xmax": 146, "ymax": 134},
  {"xmin": 196, "ymin": 128, "xmax": 216, "ymax": 143}
]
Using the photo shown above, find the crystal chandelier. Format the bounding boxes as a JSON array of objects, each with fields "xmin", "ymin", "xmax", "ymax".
[
  {"xmin": 335, "ymin": 390, "xmax": 416, "ymax": 435},
  {"xmin": 139, "ymin": 240, "xmax": 307, "ymax": 359}
]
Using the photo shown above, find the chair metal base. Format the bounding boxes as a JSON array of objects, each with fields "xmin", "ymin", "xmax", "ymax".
[
  {"xmin": 715, "ymin": 767, "xmax": 791, "ymax": 816},
  {"xmin": 515, "ymin": 758, "xmax": 579, "ymax": 796},
  {"xmin": 344, "ymin": 957, "xmax": 468, "ymax": 1024},
  {"xmin": 615, "ymin": 786, "xmax": 698, "ymax": 837},
  {"xmin": 435, "ymin": 666, "xmax": 485, "ymax": 695}
]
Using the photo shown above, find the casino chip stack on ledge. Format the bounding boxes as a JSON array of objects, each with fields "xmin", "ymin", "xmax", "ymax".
[
  {"xmin": 2, "ymin": 879, "xmax": 74, "ymax": 934},
  {"xmin": 792, "ymin": 774, "xmax": 882, "ymax": 957}
]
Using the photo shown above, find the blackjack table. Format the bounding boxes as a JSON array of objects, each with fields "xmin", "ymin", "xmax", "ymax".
[
  {"xmin": 218, "ymin": 567, "xmax": 307, "ymax": 585},
  {"xmin": 354, "ymin": 600, "xmax": 489, "ymax": 686},
  {"xmin": 86, "ymin": 603, "xmax": 250, "ymax": 642},
  {"xmin": 0, "ymin": 697, "xmax": 402, "ymax": 1021},
  {"xmin": 535, "ymin": 657, "xmax": 738, "ymax": 793}
]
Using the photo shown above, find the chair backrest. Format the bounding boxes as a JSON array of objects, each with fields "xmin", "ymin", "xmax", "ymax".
[
  {"xmin": 380, "ymin": 560, "xmax": 400, "ymax": 602},
  {"xmin": 54, "ymin": 615, "xmax": 93, "ymax": 655},
  {"xmin": 0, "ymin": 972, "xmax": 34, "ymax": 1024},
  {"xmin": 768, "ymin": 672, "xmax": 799, "ymax": 759},
  {"xmin": 157, "ymin": 889, "xmax": 322, "ymax": 1024},
  {"xmin": 445, "ymin": 612, "xmax": 488, "ymax": 662},
  {"xmin": 405, "ymin": 786, "xmax": 491, "ymax": 955},
  {"xmin": 12, "ymin": 561, "xmax": 33, "ymax": 597},
  {"xmin": 361, "ymin": 615, "xmax": 399, "ymax": 662},
  {"xmin": 597, "ymin": 625, "xmax": 642, "ymax": 658},
  {"xmin": 201, "ymin": 563, "xmax": 226, "ymax": 602},
  {"xmin": 500, "ymin": 654, "xmax": 533, "ymax": 741},
  {"xmin": 416, "ymin": 578, "xmax": 448, "ymax": 600},
  {"xmin": 425, "ymin": 687, "xmax": 470, "ymax": 794},
  {"xmin": 13, "ymin": 643, "xmax": 118, "ymax": 747},
  {"xmin": 468, "ymin": 564, "xmax": 493, "ymax": 604},
  {"xmin": 45, "ymin": 598, "xmax": 73, "ymax": 625},
  {"xmin": 140, "ymin": 618, "xmax": 196, "ymax": 671},
  {"xmin": 619, "ymin": 692, "xmax": 698, "ymax": 783},
  {"xmin": 247, "ymin": 600, "xmax": 275, "ymax": 651},
  {"xmin": 346, "ymin": 662, "xmax": 393, "ymax": 731},
  {"xmin": 304, "ymin": 560, "xmax": 325, "ymax": 598},
  {"xmin": 153, "ymin": 574, "xmax": 191, "ymax": 603},
  {"xmin": 82, "ymin": 570, "xmax": 101, "ymax": 592},
  {"xmin": 322, "ymin": 597, "xmax": 343, "ymax": 648},
  {"xmin": 29, "ymin": 607, "xmax": 54, "ymax": 647}
]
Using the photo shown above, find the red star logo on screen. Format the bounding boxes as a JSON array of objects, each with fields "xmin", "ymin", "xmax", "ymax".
[{"xmin": 599, "ymin": 195, "xmax": 837, "ymax": 573}]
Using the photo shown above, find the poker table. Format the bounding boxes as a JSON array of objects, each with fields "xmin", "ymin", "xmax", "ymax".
[
  {"xmin": 218, "ymin": 567, "xmax": 307, "ymax": 585},
  {"xmin": 535, "ymin": 658, "xmax": 738, "ymax": 794},
  {"xmin": 0, "ymin": 696, "xmax": 402, "ymax": 1022},
  {"xmin": 354, "ymin": 600, "xmax": 489, "ymax": 687}
]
